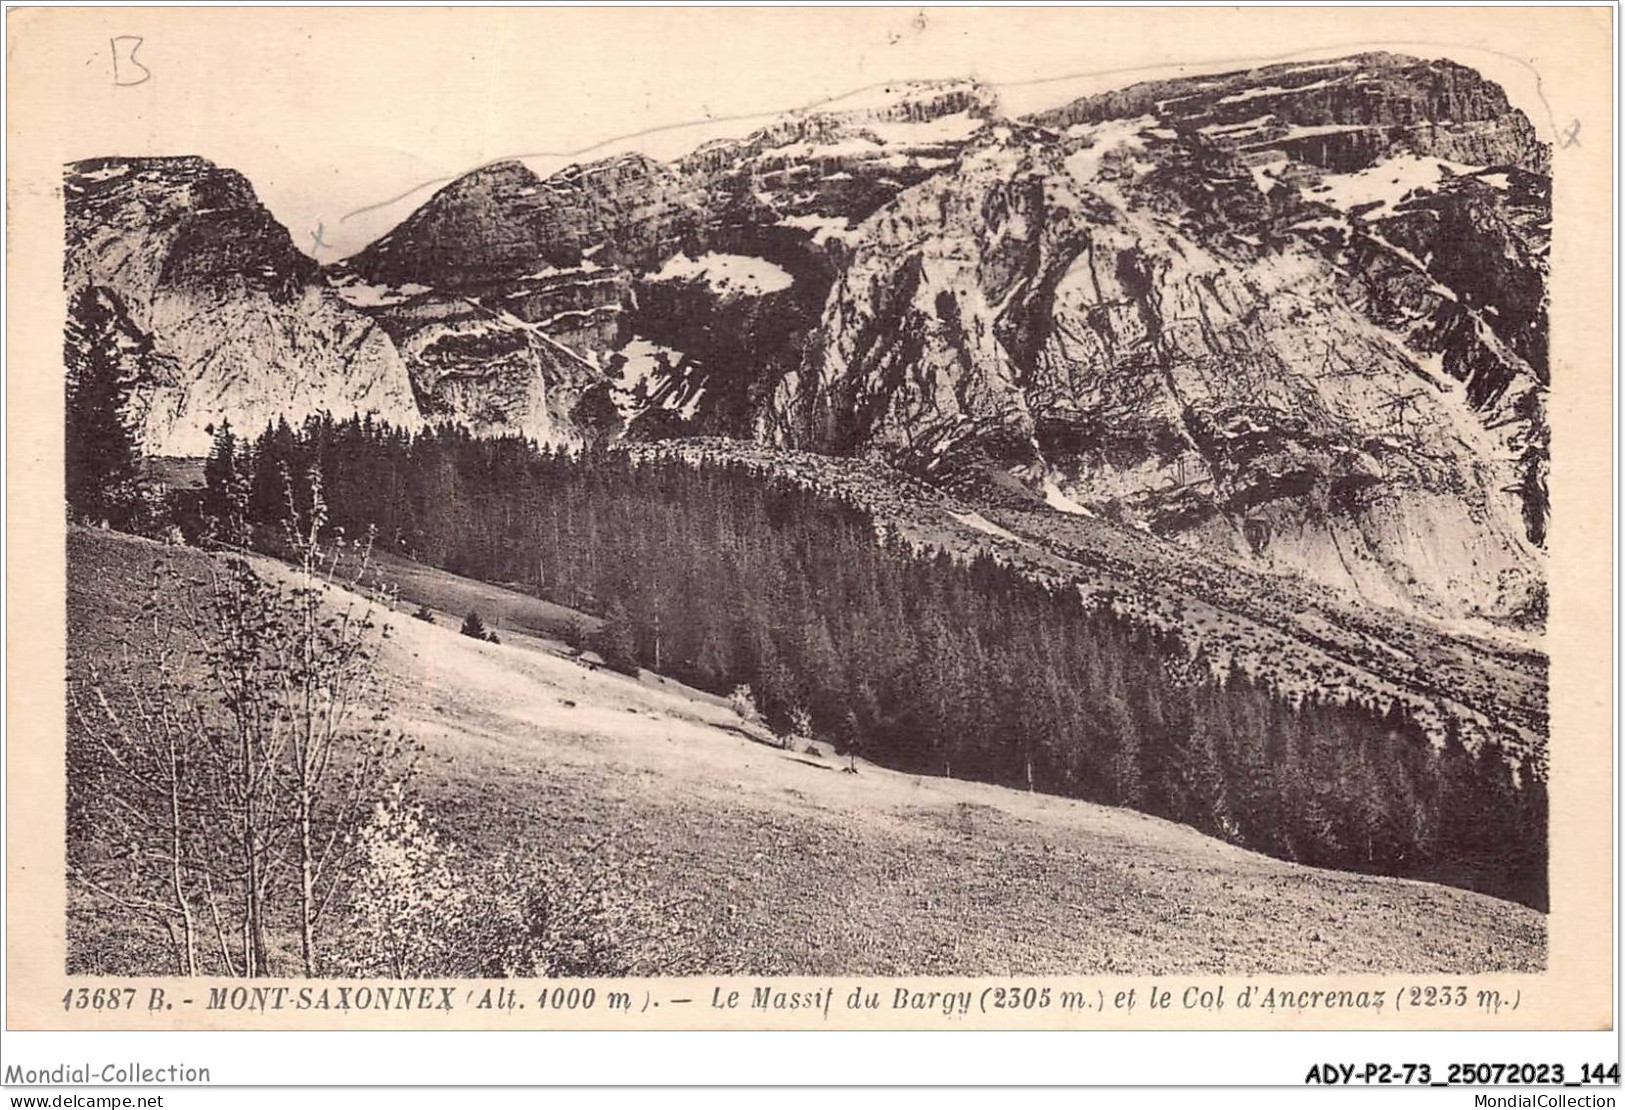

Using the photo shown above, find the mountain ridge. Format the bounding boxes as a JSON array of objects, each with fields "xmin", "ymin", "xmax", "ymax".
[
  {"xmin": 64, "ymin": 54, "xmax": 1549, "ymax": 627},
  {"xmin": 64, "ymin": 156, "xmax": 421, "ymax": 456}
]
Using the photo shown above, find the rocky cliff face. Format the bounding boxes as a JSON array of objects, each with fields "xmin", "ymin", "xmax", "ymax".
[
  {"xmin": 764, "ymin": 55, "xmax": 1548, "ymax": 621},
  {"xmin": 1029, "ymin": 53, "xmax": 1549, "ymax": 544},
  {"xmin": 64, "ymin": 157, "xmax": 421, "ymax": 455},
  {"xmin": 323, "ymin": 259, "xmax": 615, "ymax": 441},
  {"xmin": 339, "ymin": 81, "xmax": 999, "ymax": 438}
]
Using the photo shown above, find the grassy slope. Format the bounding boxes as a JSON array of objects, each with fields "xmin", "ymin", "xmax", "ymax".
[
  {"xmin": 368, "ymin": 548, "xmax": 597, "ymax": 640},
  {"xmin": 67, "ymin": 527, "xmax": 1545, "ymax": 975}
]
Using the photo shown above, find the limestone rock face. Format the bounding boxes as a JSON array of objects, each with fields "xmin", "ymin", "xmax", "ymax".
[
  {"xmin": 64, "ymin": 157, "xmax": 421, "ymax": 455},
  {"xmin": 1027, "ymin": 53, "xmax": 1549, "ymax": 546},
  {"xmin": 763, "ymin": 56, "xmax": 1548, "ymax": 621},
  {"xmin": 324, "ymin": 260, "xmax": 619, "ymax": 442},
  {"xmin": 339, "ymin": 81, "xmax": 1001, "ymax": 438}
]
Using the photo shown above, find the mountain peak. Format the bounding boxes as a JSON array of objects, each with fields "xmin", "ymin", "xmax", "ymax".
[
  {"xmin": 64, "ymin": 154, "xmax": 420, "ymax": 455},
  {"xmin": 65, "ymin": 155, "xmax": 261, "ymax": 216},
  {"xmin": 1028, "ymin": 52, "xmax": 1547, "ymax": 173}
]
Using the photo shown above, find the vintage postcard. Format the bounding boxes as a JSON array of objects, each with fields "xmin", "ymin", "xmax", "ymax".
[{"xmin": 4, "ymin": 5, "xmax": 1614, "ymax": 1039}]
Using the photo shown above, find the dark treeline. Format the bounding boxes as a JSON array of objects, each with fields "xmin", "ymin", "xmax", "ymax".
[{"xmin": 191, "ymin": 414, "xmax": 1545, "ymax": 910}]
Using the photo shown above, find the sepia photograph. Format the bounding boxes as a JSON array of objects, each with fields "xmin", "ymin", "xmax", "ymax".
[
  {"xmin": 58, "ymin": 33, "xmax": 1557, "ymax": 979},
  {"xmin": 4, "ymin": 4, "xmax": 1614, "ymax": 1069}
]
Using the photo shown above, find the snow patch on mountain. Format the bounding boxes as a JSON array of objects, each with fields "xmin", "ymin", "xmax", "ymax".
[
  {"xmin": 1043, "ymin": 481, "xmax": 1094, "ymax": 517},
  {"xmin": 1064, "ymin": 116, "xmax": 1155, "ymax": 186},
  {"xmin": 951, "ymin": 511, "xmax": 1021, "ymax": 542},
  {"xmin": 1218, "ymin": 76, "xmax": 1343, "ymax": 104},
  {"xmin": 523, "ymin": 259, "xmax": 604, "ymax": 280},
  {"xmin": 1307, "ymin": 155, "xmax": 1481, "ymax": 215},
  {"xmin": 864, "ymin": 111, "xmax": 988, "ymax": 147},
  {"xmin": 614, "ymin": 336, "xmax": 680, "ymax": 396},
  {"xmin": 777, "ymin": 212, "xmax": 859, "ymax": 245},
  {"xmin": 771, "ymin": 137, "xmax": 888, "ymax": 161},
  {"xmin": 75, "ymin": 164, "xmax": 131, "ymax": 183},
  {"xmin": 1199, "ymin": 114, "xmax": 1276, "ymax": 137},
  {"xmin": 610, "ymin": 335, "xmax": 706, "ymax": 420},
  {"xmin": 330, "ymin": 275, "xmax": 432, "ymax": 308},
  {"xmin": 650, "ymin": 252, "xmax": 794, "ymax": 297}
]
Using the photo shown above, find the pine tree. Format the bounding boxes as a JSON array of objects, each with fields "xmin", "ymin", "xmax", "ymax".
[
  {"xmin": 202, "ymin": 420, "xmax": 250, "ymax": 547},
  {"xmin": 248, "ymin": 417, "xmax": 300, "ymax": 530},
  {"xmin": 1103, "ymin": 661, "xmax": 1143, "ymax": 806},
  {"xmin": 595, "ymin": 601, "xmax": 640, "ymax": 675},
  {"xmin": 1169, "ymin": 687, "xmax": 1233, "ymax": 837},
  {"xmin": 837, "ymin": 708, "xmax": 863, "ymax": 773},
  {"xmin": 64, "ymin": 287, "xmax": 143, "ymax": 527},
  {"xmin": 753, "ymin": 651, "xmax": 805, "ymax": 740},
  {"xmin": 459, "ymin": 611, "xmax": 489, "ymax": 641},
  {"xmin": 564, "ymin": 615, "xmax": 591, "ymax": 656},
  {"xmin": 1513, "ymin": 757, "xmax": 1549, "ymax": 909},
  {"xmin": 691, "ymin": 626, "xmax": 734, "ymax": 691}
]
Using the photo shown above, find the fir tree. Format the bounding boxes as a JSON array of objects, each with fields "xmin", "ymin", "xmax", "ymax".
[
  {"xmin": 64, "ymin": 287, "xmax": 143, "ymax": 527},
  {"xmin": 565, "ymin": 615, "xmax": 591, "ymax": 656},
  {"xmin": 595, "ymin": 601, "xmax": 640, "ymax": 676},
  {"xmin": 202, "ymin": 420, "xmax": 250, "ymax": 547}
]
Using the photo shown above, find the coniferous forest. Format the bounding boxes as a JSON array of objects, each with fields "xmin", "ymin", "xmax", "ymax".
[{"xmin": 187, "ymin": 415, "xmax": 1546, "ymax": 910}]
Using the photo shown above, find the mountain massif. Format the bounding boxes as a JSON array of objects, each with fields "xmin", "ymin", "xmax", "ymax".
[{"xmin": 64, "ymin": 54, "xmax": 1549, "ymax": 628}]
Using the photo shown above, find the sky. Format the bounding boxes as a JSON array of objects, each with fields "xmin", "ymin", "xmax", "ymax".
[{"xmin": 12, "ymin": 6, "xmax": 1590, "ymax": 262}]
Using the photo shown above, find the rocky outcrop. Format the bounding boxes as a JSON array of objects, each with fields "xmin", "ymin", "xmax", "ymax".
[
  {"xmin": 73, "ymin": 57, "xmax": 1549, "ymax": 624},
  {"xmin": 1030, "ymin": 53, "xmax": 1551, "ymax": 546},
  {"xmin": 1032, "ymin": 54, "xmax": 1547, "ymax": 173},
  {"xmin": 64, "ymin": 157, "xmax": 421, "ymax": 456},
  {"xmin": 350, "ymin": 156, "xmax": 690, "ymax": 289},
  {"xmin": 326, "ymin": 261, "xmax": 623, "ymax": 440},
  {"xmin": 337, "ymin": 82, "xmax": 1000, "ymax": 437},
  {"xmin": 769, "ymin": 56, "xmax": 1548, "ymax": 622}
]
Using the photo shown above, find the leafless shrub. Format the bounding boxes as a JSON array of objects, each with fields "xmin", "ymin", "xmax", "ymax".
[
  {"xmin": 70, "ymin": 465, "xmax": 408, "ymax": 976},
  {"xmin": 728, "ymin": 684, "xmax": 757, "ymax": 722},
  {"xmin": 332, "ymin": 793, "xmax": 700, "ymax": 978}
]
